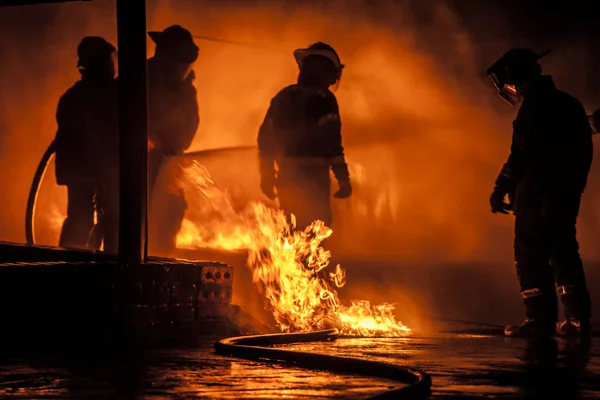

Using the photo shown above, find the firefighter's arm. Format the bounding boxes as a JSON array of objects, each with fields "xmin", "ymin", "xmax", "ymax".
[
  {"xmin": 165, "ymin": 84, "xmax": 199, "ymax": 155},
  {"xmin": 257, "ymin": 100, "xmax": 277, "ymax": 200},
  {"xmin": 313, "ymin": 94, "xmax": 351, "ymax": 198},
  {"xmin": 153, "ymin": 79, "xmax": 200, "ymax": 156},
  {"xmin": 55, "ymin": 92, "xmax": 82, "ymax": 155},
  {"xmin": 318, "ymin": 96, "xmax": 350, "ymax": 182},
  {"xmin": 494, "ymin": 105, "xmax": 535, "ymax": 194},
  {"xmin": 176, "ymin": 84, "xmax": 200, "ymax": 152},
  {"xmin": 55, "ymin": 94, "xmax": 70, "ymax": 141}
]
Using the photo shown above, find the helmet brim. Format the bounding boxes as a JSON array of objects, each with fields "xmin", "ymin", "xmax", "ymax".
[
  {"xmin": 148, "ymin": 31, "xmax": 162, "ymax": 44},
  {"xmin": 294, "ymin": 48, "xmax": 343, "ymax": 69}
]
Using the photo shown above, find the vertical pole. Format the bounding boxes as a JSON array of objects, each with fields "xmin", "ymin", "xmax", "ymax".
[{"xmin": 116, "ymin": 0, "xmax": 148, "ymax": 266}]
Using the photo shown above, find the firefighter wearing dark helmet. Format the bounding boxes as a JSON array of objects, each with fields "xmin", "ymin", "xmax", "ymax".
[
  {"xmin": 487, "ymin": 48, "xmax": 594, "ymax": 337},
  {"xmin": 146, "ymin": 25, "xmax": 200, "ymax": 255},
  {"xmin": 258, "ymin": 42, "xmax": 352, "ymax": 230},
  {"xmin": 54, "ymin": 36, "xmax": 118, "ymax": 250}
]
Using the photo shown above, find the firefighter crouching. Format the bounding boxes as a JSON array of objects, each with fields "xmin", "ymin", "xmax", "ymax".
[
  {"xmin": 146, "ymin": 25, "xmax": 200, "ymax": 255},
  {"xmin": 257, "ymin": 42, "xmax": 352, "ymax": 230},
  {"xmin": 54, "ymin": 37, "xmax": 118, "ymax": 251},
  {"xmin": 487, "ymin": 48, "xmax": 594, "ymax": 337}
]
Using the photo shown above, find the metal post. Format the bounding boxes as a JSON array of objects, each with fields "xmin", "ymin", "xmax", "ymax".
[{"xmin": 116, "ymin": 0, "xmax": 148, "ymax": 266}]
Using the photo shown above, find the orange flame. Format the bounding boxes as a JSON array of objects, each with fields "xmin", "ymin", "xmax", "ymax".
[{"xmin": 178, "ymin": 161, "xmax": 411, "ymax": 337}]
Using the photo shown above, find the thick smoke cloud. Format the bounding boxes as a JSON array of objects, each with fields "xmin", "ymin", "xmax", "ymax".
[{"xmin": 0, "ymin": 0, "xmax": 598, "ymax": 265}]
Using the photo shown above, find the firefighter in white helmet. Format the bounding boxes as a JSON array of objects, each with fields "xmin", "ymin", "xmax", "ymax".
[{"xmin": 257, "ymin": 42, "xmax": 352, "ymax": 230}]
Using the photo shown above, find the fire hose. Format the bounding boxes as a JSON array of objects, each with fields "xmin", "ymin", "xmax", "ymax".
[
  {"xmin": 25, "ymin": 140, "xmax": 57, "ymax": 245},
  {"xmin": 215, "ymin": 329, "xmax": 432, "ymax": 399},
  {"xmin": 24, "ymin": 141, "xmax": 259, "ymax": 246}
]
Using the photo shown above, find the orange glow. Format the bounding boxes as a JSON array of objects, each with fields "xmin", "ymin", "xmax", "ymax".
[
  {"xmin": 1, "ymin": 1, "xmax": 599, "ymax": 336},
  {"xmin": 49, "ymin": 206, "xmax": 65, "ymax": 234},
  {"xmin": 3, "ymin": 1, "xmax": 599, "ymax": 261},
  {"xmin": 178, "ymin": 162, "xmax": 410, "ymax": 336}
]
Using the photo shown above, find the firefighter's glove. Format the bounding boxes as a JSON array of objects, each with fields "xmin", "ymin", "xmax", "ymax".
[
  {"xmin": 490, "ymin": 186, "xmax": 512, "ymax": 214},
  {"xmin": 334, "ymin": 181, "xmax": 352, "ymax": 199}
]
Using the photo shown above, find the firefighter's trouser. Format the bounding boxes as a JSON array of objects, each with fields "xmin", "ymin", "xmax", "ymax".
[
  {"xmin": 148, "ymin": 150, "xmax": 187, "ymax": 256},
  {"xmin": 276, "ymin": 159, "xmax": 332, "ymax": 231},
  {"xmin": 59, "ymin": 183, "xmax": 96, "ymax": 249},
  {"xmin": 514, "ymin": 189, "xmax": 591, "ymax": 322}
]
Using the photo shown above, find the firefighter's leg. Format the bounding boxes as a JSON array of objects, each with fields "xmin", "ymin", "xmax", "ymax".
[
  {"xmin": 278, "ymin": 166, "xmax": 332, "ymax": 231},
  {"xmin": 152, "ymin": 187, "xmax": 187, "ymax": 256},
  {"xmin": 505, "ymin": 200, "xmax": 557, "ymax": 337},
  {"xmin": 148, "ymin": 149, "xmax": 165, "ymax": 199},
  {"xmin": 100, "ymin": 188, "xmax": 120, "ymax": 254},
  {"xmin": 547, "ymin": 193, "xmax": 591, "ymax": 335},
  {"xmin": 277, "ymin": 183, "xmax": 307, "ymax": 230},
  {"xmin": 59, "ymin": 183, "xmax": 95, "ymax": 249},
  {"xmin": 86, "ymin": 211, "xmax": 104, "ymax": 251}
]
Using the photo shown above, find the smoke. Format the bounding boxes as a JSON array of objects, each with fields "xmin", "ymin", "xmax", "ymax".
[
  {"xmin": 0, "ymin": 1, "xmax": 599, "ymax": 326},
  {"xmin": 152, "ymin": 0, "xmax": 600, "ymax": 264},
  {"xmin": 1, "ymin": 0, "xmax": 599, "ymax": 259}
]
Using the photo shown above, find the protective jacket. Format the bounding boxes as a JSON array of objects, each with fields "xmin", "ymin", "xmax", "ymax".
[
  {"xmin": 147, "ymin": 57, "xmax": 199, "ymax": 158},
  {"xmin": 258, "ymin": 83, "xmax": 349, "ymax": 228},
  {"xmin": 258, "ymin": 83, "xmax": 349, "ymax": 182},
  {"xmin": 495, "ymin": 75, "xmax": 593, "ymax": 199},
  {"xmin": 54, "ymin": 78, "xmax": 118, "ymax": 186}
]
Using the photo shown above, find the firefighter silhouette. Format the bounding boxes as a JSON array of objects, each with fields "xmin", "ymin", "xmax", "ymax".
[
  {"xmin": 146, "ymin": 25, "xmax": 200, "ymax": 255},
  {"xmin": 257, "ymin": 42, "xmax": 352, "ymax": 231},
  {"xmin": 54, "ymin": 36, "xmax": 118, "ymax": 251},
  {"xmin": 487, "ymin": 48, "xmax": 593, "ymax": 337}
]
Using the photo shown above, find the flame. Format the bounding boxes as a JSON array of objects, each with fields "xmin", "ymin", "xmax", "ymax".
[{"xmin": 178, "ymin": 162, "xmax": 411, "ymax": 337}]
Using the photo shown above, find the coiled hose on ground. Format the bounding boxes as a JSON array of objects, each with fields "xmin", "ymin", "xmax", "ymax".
[{"xmin": 215, "ymin": 329, "xmax": 432, "ymax": 399}]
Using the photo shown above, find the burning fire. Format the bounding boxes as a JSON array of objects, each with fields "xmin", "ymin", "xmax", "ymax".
[{"xmin": 178, "ymin": 162, "xmax": 411, "ymax": 337}]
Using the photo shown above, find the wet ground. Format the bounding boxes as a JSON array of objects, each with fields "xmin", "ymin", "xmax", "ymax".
[{"xmin": 1, "ymin": 332, "xmax": 599, "ymax": 399}]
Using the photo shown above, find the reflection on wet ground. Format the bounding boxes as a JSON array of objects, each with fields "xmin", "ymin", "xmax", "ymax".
[
  {"xmin": 0, "ymin": 343, "xmax": 397, "ymax": 399},
  {"xmin": 0, "ymin": 334, "xmax": 599, "ymax": 398},
  {"xmin": 285, "ymin": 335, "xmax": 600, "ymax": 398}
]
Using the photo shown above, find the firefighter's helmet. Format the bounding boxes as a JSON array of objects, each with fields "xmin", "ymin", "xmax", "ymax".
[
  {"xmin": 486, "ymin": 48, "xmax": 551, "ymax": 106},
  {"xmin": 148, "ymin": 25, "xmax": 199, "ymax": 64},
  {"xmin": 77, "ymin": 36, "xmax": 116, "ymax": 69},
  {"xmin": 294, "ymin": 42, "xmax": 344, "ymax": 80}
]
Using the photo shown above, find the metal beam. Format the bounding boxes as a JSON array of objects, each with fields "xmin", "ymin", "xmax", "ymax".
[
  {"xmin": 0, "ymin": 0, "xmax": 90, "ymax": 7},
  {"xmin": 116, "ymin": 0, "xmax": 148, "ymax": 266}
]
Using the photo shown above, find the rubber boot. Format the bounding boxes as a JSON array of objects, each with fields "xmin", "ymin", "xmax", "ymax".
[
  {"xmin": 505, "ymin": 289, "xmax": 557, "ymax": 338},
  {"xmin": 505, "ymin": 319, "xmax": 556, "ymax": 337},
  {"xmin": 556, "ymin": 318, "xmax": 591, "ymax": 337},
  {"xmin": 556, "ymin": 285, "xmax": 592, "ymax": 337}
]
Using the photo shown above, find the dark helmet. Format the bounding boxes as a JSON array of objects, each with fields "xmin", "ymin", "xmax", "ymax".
[
  {"xmin": 294, "ymin": 42, "xmax": 344, "ymax": 70},
  {"xmin": 294, "ymin": 42, "xmax": 344, "ymax": 87},
  {"xmin": 486, "ymin": 48, "xmax": 551, "ymax": 106},
  {"xmin": 77, "ymin": 36, "xmax": 116, "ymax": 69},
  {"xmin": 148, "ymin": 25, "xmax": 199, "ymax": 64}
]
